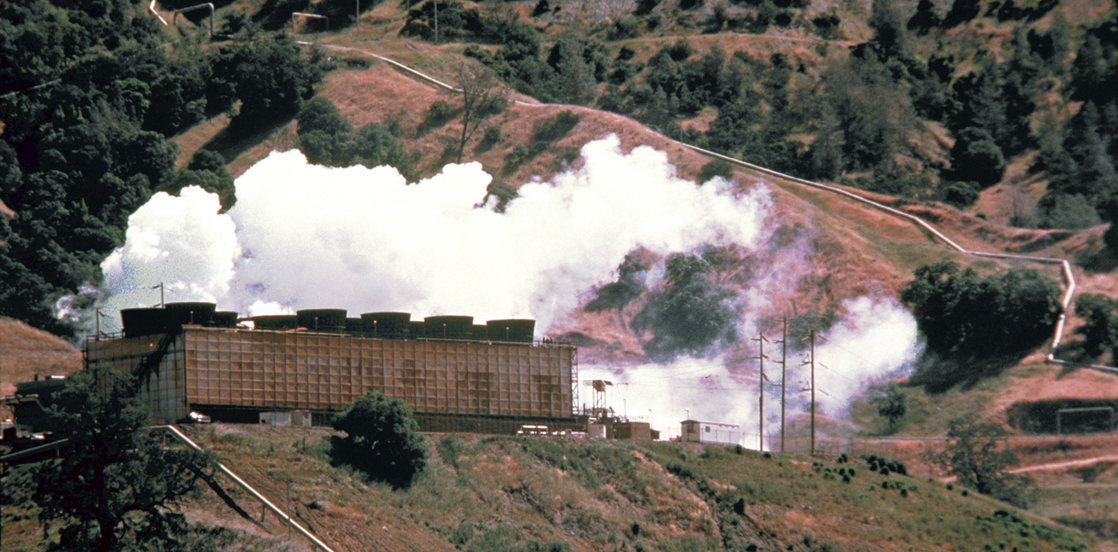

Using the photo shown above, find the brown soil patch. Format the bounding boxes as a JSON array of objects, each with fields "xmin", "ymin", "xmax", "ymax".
[{"xmin": 173, "ymin": 112, "xmax": 233, "ymax": 170}]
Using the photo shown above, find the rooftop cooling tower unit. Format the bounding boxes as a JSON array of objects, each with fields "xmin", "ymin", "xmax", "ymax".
[
  {"xmin": 296, "ymin": 309, "xmax": 348, "ymax": 332},
  {"xmin": 165, "ymin": 302, "xmax": 216, "ymax": 327},
  {"xmin": 251, "ymin": 315, "xmax": 298, "ymax": 331},
  {"xmin": 121, "ymin": 308, "xmax": 173, "ymax": 337},
  {"xmin": 345, "ymin": 317, "xmax": 363, "ymax": 335},
  {"xmin": 212, "ymin": 311, "xmax": 239, "ymax": 328},
  {"xmin": 424, "ymin": 315, "xmax": 474, "ymax": 339},
  {"xmin": 486, "ymin": 319, "xmax": 535, "ymax": 343},
  {"xmin": 360, "ymin": 312, "xmax": 411, "ymax": 338}
]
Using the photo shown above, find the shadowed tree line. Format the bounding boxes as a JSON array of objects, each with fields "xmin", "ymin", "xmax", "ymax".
[{"xmin": 1, "ymin": 1, "xmax": 320, "ymax": 335}]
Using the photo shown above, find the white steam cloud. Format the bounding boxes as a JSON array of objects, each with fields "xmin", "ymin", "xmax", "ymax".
[
  {"xmin": 96, "ymin": 134, "xmax": 771, "ymax": 332},
  {"xmin": 583, "ymin": 298, "xmax": 918, "ymax": 447},
  {"xmin": 90, "ymin": 133, "xmax": 920, "ymax": 443}
]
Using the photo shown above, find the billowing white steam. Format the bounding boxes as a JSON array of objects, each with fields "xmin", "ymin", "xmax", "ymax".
[
  {"xmin": 583, "ymin": 298, "xmax": 918, "ymax": 447},
  {"xmin": 99, "ymin": 186, "xmax": 239, "ymax": 310},
  {"xmin": 92, "ymin": 133, "xmax": 920, "ymax": 443},
  {"xmin": 96, "ymin": 134, "xmax": 771, "ymax": 332}
]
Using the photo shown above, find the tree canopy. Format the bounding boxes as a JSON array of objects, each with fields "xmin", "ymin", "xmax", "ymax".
[
  {"xmin": 931, "ymin": 417, "xmax": 1031, "ymax": 508},
  {"xmin": 900, "ymin": 261, "xmax": 1062, "ymax": 359},
  {"xmin": 0, "ymin": 1, "xmax": 321, "ymax": 334},
  {"xmin": 16, "ymin": 365, "xmax": 214, "ymax": 551},
  {"xmin": 585, "ymin": 252, "xmax": 648, "ymax": 316},
  {"xmin": 631, "ymin": 253, "xmax": 739, "ymax": 362},
  {"xmin": 330, "ymin": 392, "xmax": 429, "ymax": 489}
]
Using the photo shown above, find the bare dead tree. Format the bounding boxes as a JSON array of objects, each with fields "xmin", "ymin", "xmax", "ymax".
[{"xmin": 456, "ymin": 65, "xmax": 507, "ymax": 163}]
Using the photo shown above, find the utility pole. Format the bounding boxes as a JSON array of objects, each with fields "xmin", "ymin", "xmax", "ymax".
[
  {"xmin": 810, "ymin": 329, "xmax": 816, "ymax": 457},
  {"xmin": 752, "ymin": 332, "xmax": 768, "ymax": 452},
  {"xmin": 779, "ymin": 317, "xmax": 787, "ymax": 454},
  {"xmin": 152, "ymin": 283, "xmax": 164, "ymax": 308},
  {"xmin": 434, "ymin": 1, "xmax": 439, "ymax": 44}
]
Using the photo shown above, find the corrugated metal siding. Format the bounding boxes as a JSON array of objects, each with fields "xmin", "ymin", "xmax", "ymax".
[
  {"xmin": 88, "ymin": 328, "xmax": 575, "ymax": 423},
  {"xmin": 85, "ymin": 334, "xmax": 188, "ymax": 423}
]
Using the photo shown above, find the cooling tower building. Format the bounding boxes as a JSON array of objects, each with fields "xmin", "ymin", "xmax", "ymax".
[{"xmin": 85, "ymin": 304, "xmax": 579, "ymax": 434}]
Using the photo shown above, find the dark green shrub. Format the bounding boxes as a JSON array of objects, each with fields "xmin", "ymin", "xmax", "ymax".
[
  {"xmin": 437, "ymin": 434, "xmax": 462, "ymax": 468},
  {"xmin": 483, "ymin": 125, "xmax": 501, "ymax": 144},
  {"xmin": 948, "ymin": 127, "xmax": 1006, "ymax": 187},
  {"xmin": 699, "ymin": 158, "xmax": 735, "ymax": 182},
  {"xmin": 331, "ymin": 392, "xmax": 428, "ymax": 489},
  {"xmin": 297, "ymin": 97, "xmax": 351, "ymax": 136},
  {"xmin": 1037, "ymin": 193, "xmax": 1102, "ymax": 230},
  {"xmin": 943, "ymin": 181, "xmax": 980, "ymax": 208},
  {"xmin": 901, "ymin": 261, "xmax": 1062, "ymax": 360},
  {"xmin": 631, "ymin": 253, "xmax": 739, "ymax": 361},
  {"xmin": 424, "ymin": 100, "xmax": 457, "ymax": 127}
]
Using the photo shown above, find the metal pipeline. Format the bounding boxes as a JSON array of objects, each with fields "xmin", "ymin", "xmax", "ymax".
[{"xmin": 152, "ymin": 425, "xmax": 337, "ymax": 552}]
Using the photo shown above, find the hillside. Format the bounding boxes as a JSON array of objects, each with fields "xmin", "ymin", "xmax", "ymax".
[
  {"xmin": 0, "ymin": 317, "xmax": 82, "ymax": 399},
  {"xmin": 3, "ymin": 423, "xmax": 1107, "ymax": 551},
  {"xmin": 3, "ymin": 0, "xmax": 1118, "ymax": 549}
]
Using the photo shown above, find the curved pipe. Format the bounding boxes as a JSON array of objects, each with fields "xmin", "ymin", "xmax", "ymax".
[
  {"xmin": 149, "ymin": 0, "xmax": 169, "ymax": 25},
  {"xmin": 678, "ymin": 143, "xmax": 1104, "ymax": 370}
]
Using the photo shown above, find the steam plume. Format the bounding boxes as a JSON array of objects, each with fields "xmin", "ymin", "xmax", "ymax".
[
  {"xmin": 583, "ymin": 298, "xmax": 917, "ymax": 446},
  {"xmin": 89, "ymin": 133, "xmax": 920, "ymax": 443},
  {"xmin": 95, "ymin": 134, "xmax": 771, "ymax": 333}
]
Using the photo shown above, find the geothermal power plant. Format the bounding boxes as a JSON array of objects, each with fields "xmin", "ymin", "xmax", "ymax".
[{"xmin": 83, "ymin": 302, "xmax": 580, "ymax": 434}]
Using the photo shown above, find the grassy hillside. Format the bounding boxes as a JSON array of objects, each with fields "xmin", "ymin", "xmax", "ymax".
[
  {"xmin": 3, "ymin": 2, "xmax": 1118, "ymax": 548},
  {"xmin": 0, "ymin": 317, "xmax": 82, "ymax": 401},
  {"xmin": 3, "ymin": 424, "xmax": 1104, "ymax": 551}
]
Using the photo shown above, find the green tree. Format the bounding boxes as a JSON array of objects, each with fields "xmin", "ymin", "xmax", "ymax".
[
  {"xmin": 947, "ymin": 127, "xmax": 1005, "ymax": 187},
  {"xmin": 550, "ymin": 38, "xmax": 598, "ymax": 106},
  {"xmin": 207, "ymin": 35, "xmax": 322, "ymax": 123},
  {"xmin": 787, "ymin": 309, "xmax": 838, "ymax": 346},
  {"xmin": 23, "ymin": 365, "xmax": 214, "ymax": 552},
  {"xmin": 1073, "ymin": 294, "xmax": 1118, "ymax": 359},
  {"xmin": 631, "ymin": 254, "xmax": 739, "ymax": 361},
  {"xmin": 296, "ymin": 97, "xmax": 352, "ymax": 136},
  {"xmin": 585, "ymin": 252, "xmax": 648, "ymax": 326},
  {"xmin": 868, "ymin": 0, "xmax": 906, "ymax": 60},
  {"xmin": 907, "ymin": 0, "xmax": 941, "ymax": 34},
  {"xmin": 331, "ymin": 392, "xmax": 428, "ymax": 489},
  {"xmin": 900, "ymin": 261, "xmax": 1061, "ymax": 359},
  {"xmin": 870, "ymin": 382, "xmax": 907, "ymax": 432},
  {"xmin": 455, "ymin": 65, "xmax": 507, "ymax": 162},
  {"xmin": 168, "ymin": 150, "xmax": 236, "ymax": 211},
  {"xmin": 932, "ymin": 417, "xmax": 1032, "ymax": 508},
  {"xmin": 942, "ymin": 0, "xmax": 981, "ymax": 28},
  {"xmin": 1037, "ymin": 193, "xmax": 1102, "ymax": 230},
  {"xmin": 698, "ymin": 159, "xmax": 734, "ymax": 182}
]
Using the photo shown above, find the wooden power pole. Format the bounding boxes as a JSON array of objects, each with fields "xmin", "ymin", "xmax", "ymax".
[
  {"xmin": 780, "ymin": 318, "xmax": 787, "ymax": 454},
  {"xmin": 809, "ymin": 329, "xmax": 816, "ymax": 456},
  {"xmin": 752, "ymin": 333, "xmax": 767, "ymax": 451}
]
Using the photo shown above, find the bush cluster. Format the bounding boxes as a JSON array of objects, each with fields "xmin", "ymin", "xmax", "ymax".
[
  {"xmin": 330, "ymin": 392, "xmax": 428, "ymax": 489},
  {"xmin": 1072, "ymin": 294, "xmax": 1118, "ymax": 360},
  {"xmin": 631, "ymin": 254, "xmax": 739, "ymax": 361},
  {"xmin": 296, "ymin": 98, "xmax": 415, "ymax": 179},
  {"xmin": 864, "ymin": 454, "xmax": 907, "ymax": 476},
  {"xmin": 901, "ymin": 261, "xmax": 1062, "ymax": 360}
]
